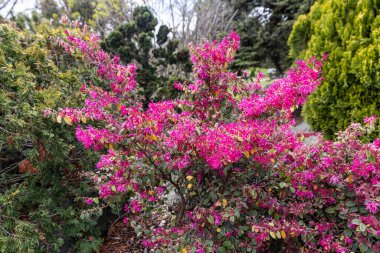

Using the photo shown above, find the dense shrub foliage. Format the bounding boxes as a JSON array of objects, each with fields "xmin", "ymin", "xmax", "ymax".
[
  {"xmin": 52, "ymin": 19, "xmax": 380, "ymax": 253},
  {"xmin": 289, "ymin": 0, "xmax": 380, "ymax": 139},
  {"xmin": 0, "ymin": 24, "xmax": 102, "ymax": 252}
]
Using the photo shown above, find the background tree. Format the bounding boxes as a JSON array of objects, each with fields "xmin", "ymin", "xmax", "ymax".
[
  {"xmin": 289, "ymin": 0, "xmax": 380, "ymax": 139},
  {"xmin": 229, "ymin": 0, "xmax": 314, "ymax": 74},
  {"xmin": 37, "ymin": 0, "xmax": 133, "ymax": 37},
  {"xmin": 102, "ymin": 6, "xmax": 192, "ymax": 102}
]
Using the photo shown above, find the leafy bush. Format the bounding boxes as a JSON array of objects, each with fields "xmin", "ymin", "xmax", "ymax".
[
  {"xmin": 289, "ymin": 0, "xmax": 380, "ymax": 139},
  {"xmin": 0, "ymin": 23, "xmax": 102, "ymax": 252},
  {"xmin": 54, "ymin": 19, "xmax": 380, "ymax": 252}
]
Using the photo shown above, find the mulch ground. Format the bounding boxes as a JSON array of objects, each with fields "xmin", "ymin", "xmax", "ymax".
[{"xmin": 100, "ymin": 221, "xmax": 145, "ymax": 253}]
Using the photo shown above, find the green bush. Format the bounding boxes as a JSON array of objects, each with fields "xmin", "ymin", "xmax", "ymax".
[
  {"xmin": 289, "ymin": 0, "xmax": 380, "ymax": 139},
  {"xmin": 0, "ymin": 23, "xmax": 102, "ymax": 252}
]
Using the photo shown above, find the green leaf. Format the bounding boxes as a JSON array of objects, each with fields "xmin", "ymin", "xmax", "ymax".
[
  {"xmin": 207, "ymin": 216, "xmax": 214, "ymax": 225},
  {"xmin": 218, "ymin": 246, "xmax": 227, "ymax": 253},
  {"xmin": 345, "ymin": 201, "xmax": 356, "ymax": 207},
  {"xmin": 222, "ymin": 240, "xmax": 234, "ymax": 249},
  {"xmin": 325, "ymin": 207, "xmax": 335, "ymax": 214},
  {"xmin": 358, "ymin": 223, "xmax": 366, "ymax": 232}
]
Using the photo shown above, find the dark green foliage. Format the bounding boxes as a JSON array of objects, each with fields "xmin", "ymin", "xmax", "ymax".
[
  {"xmin": 39, "ymin": 0, "xmax": 60, "ymax": 20},
  {"xmin": 0, "ymin": 24, "xmax": 102, "ymax": 252},
  {"xmin": 70, "ymin": 0, "xmax": 96, "ymax": 23},
  {"xmin": 102, "ymin": 6, "xmax": 192, "ymax": 102},
  {"xmin": 157, "ymin": 25, "xmax": 170, "ymax": 46},
  {"xmin": 289, "ymin": 0, "xmax": 380, "ymax": 139},
  {"xmin": 230, "ymin": 0, "xmax": 314, "ymax": 74}
]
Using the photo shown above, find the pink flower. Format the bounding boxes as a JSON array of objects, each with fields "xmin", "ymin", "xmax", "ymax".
[
  {"xmin": 344, "ymin": 237, "xmax": 352, "ymax": 245},
  {"xmin": 365, "ymin": 200, "xmax": 379, "ymax": 214},
  {"xmin": 84, "ymin": 198, "xmax": 94, "ymax": 205},
  {"xmin": 130, "ymin": 200, "xmax": 142, "ymax": 213},
  {"xmin": 364, "ymin": 115, "xmax": 377, "ymax": 125},
  {"xmin": 329, "ymin": 175, "xmax": 339, "ymax": 185}
]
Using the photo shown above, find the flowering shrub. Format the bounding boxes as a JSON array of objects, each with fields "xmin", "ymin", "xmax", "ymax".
[{"xmin": 51, "ymin": 20, "xmax": 380, "ymax": 252}]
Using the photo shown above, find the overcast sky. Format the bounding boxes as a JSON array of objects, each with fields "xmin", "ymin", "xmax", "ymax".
[{"xmin": 0, "ymin": 0, "xmax": 37, "ymax": 16}]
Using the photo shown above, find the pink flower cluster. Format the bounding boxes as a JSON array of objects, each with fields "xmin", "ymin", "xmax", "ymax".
[{"xmin": 53, "ymin": 21, "xmax": 380, "ymax": 252}]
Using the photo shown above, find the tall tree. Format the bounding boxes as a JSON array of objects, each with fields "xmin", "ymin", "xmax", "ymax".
[
  {"xmin": 37, "ymin": 0, "xmax": 133, "ymax": 37},
  {"xmin": 102, "ymin": 6, "xmax": 192, "ymax": 102},
  {"xmin": 146, "ymin": 0, "xmax": 236, "ymax": 47},
  {"xmin": 229, "ymin": 0, "xmax": 314, "ymax": 74}
]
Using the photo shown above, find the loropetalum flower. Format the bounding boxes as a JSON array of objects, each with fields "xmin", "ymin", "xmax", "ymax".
[
  {"xmin": 365, "ymin": 200, "xmax": 380, "ymax": 214},
  {"xmin": 51, "ymin": 18, "xmax": 380, "ymax": 252}
]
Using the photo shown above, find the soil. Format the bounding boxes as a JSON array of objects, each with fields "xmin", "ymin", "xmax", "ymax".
[{"xmin": 100, "ymin": 221, "xmax": 144, "ymax": 253}]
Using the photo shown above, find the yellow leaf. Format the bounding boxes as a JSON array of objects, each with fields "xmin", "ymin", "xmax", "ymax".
[
  {"xmin": 281, "ymin": 230, "xmax": 286, "ymax": 239},
  {"xmin": 268, "ymin": 222, "xmax": 274, "ymax": 227},
  {"xmin": 276, "ymin": 231, "xmax": 281, "ymax": 239},
  {"xmin": 216, "ymin": 228, "xmax": 221, "ymax": 232},
  {"xmin": 151, "ymin": 134, "xmax": 158, "ymax": 142},
  {"xmin": 348, "ymin": 175, "xmax": 353, "ymax": 183},
  {"xmin": 243, "ymin": 150, "xmax": 250, "ymax": 158},
  {"xmin": 109, "ymin": 143, "xmax": 114, "ymax": 150},
  {"xmin": 222, "ymin": 199, "xmax": 228, "ymax": 208},
  {"xmin": 187, "ymin": 184, "xmax": 192, "ymax": 189},
  {"xmin": 81, "ymin": 117, "xmax": 87, "ymax": 123},
  {"xmin": 186, "ymin": 175, "xmax": 194, "ymax": 181},
  {"xmin": 270, "ymin": 231, "xmax": 276, "ymax": 239},
  {"xmin": 236, "ymin": 136, "xmax": 243, "ymax": 142},
  {"xmin": 64, "ymin": 116, "xmax": 72, "ymax": 125},
  {"xmin": 250, "ymin": 149, "xmax": 256, "ymax": 154},
  {"xmin": 181, "ymin": 248, "xmax": 187, "ymax": 253},
  {"xmin": 290, "ymin": 231, "xmax": 296, "ymax": 237},
  {"xmin": 154, "ymin": 125, "xmax": 158, "ymax": 131},
  {"xmin": 56, "ymin": 115, "xmax": 62, "ymax": 123},
  {"xmin": 148, "ymin": 190, "xmax": 154, "ymax": 195}
]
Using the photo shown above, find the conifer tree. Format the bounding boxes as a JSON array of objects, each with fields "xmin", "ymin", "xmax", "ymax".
[
  {"xmin": 230, "ymin": 0, "xmax": 314, "ymax": 74},
  {"xmin": 102, "ymin": 6, "xmax": 192, "ymax": 102},
  {"xmin": 289, "ymin": 0, "xmax": 380, "ymax": 138}
]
